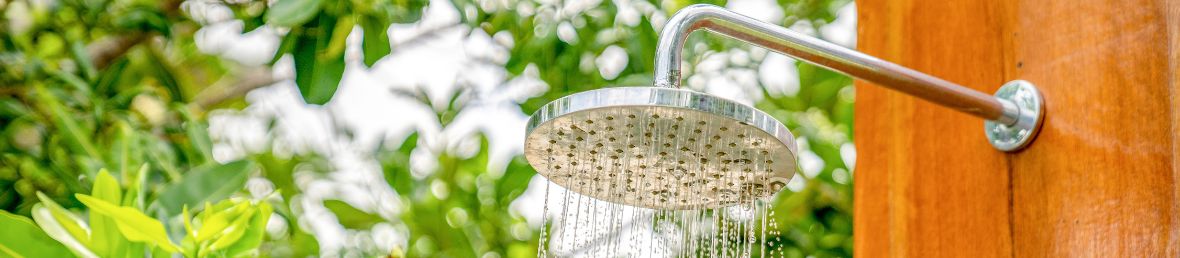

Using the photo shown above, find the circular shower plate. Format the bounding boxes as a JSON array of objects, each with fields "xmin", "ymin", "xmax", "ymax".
[{"xmin": 524, "ymin": 87, "xmax": 798, "ymax": 210}]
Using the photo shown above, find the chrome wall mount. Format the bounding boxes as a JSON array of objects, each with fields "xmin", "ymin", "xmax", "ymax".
[
  {"xmin": 984, "ymin": 80, "xmax": 1044, "ymax": 151},
  {"xmin": 654, "ymin": 4, "xmax": 1045, "ymax": 151}
]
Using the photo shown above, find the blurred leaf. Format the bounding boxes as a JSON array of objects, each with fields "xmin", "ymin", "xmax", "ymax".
[
  {"xmin": 271, "ymin": 30, "xmax": 300, "ymax": 65},
  {"xmin": 359, "ymin": 14, "xmax": 391, "ymax": 67},
  {"xmin": 113, "ymin": 7, "xmax": 171, "ymax": 34},
  {"xmin": 34, "ymin": 192, "xmax": 90, "ymax": 248},
  {"xmin": 381, "ymin": 133, "xmax": 417, "ymax": 195},
  {"xmin": 222, "ymin": 202, "xmax": 272, "ymax": 257},
  {"xmin": 324, "ymin": 15, "xmax": 355, "ymax": 60},
  {"xmin": 86, "ymin": 171, "xmax": 124, "ymax": 257},
  {"xmin": 33, "ymin": 85, "xmax": 101, "ymax": 161},
  {"xmin": 193, "ymin": 202, "xmax": 244, "ymax": 242},
  {"xmin": 156, "ymin": 160, "xmax": 254, "ymax": 215},
  {"xmin": 293, "ymin": 14, "xmax": 345, "ymax": 105},
  {"xmin": 0, "ymin": 209, "xmax": 74, "ymax": 258},
  {"xmin": 266, "ymin": 0, "xmax": 324, "ymax": 27},
  {"xmin": 145, "ymin": 46, "xmax": 187, "ymax": 102},
  {"xmin": 31, "ymin": 203, "xmax": 99, "ymax": 258},
  {"xmin": 290, "ymin": 228, "xmax": 320, "ymax": 256},
  {"xmin": 496, "ymin": 157, "xmax": 535, "ymax": 204},
  {"xmin": 385, "ymin": 0, "xmax": 427, "ymax": 23},
  {"xmin": 69, "ymin": 41, "xmax": 98, "ymax": 81},
  {"xmin": 177, "ymin": 107, "xmax": 213, "ymax": 166},
  {"xmin": 207, "ymin": 209, "xmax": 255, "ymax": 250},
  {"xmin": 93, "ymin": 58, "xmax": 129, "ymax": 95},
  {"xmin": 76, "ymin": 194, "xmax": 179, "ymax": 252},
  {"xmin": 45, "ymin": 69, "xmax": 90, "ymax": 94},
  {"xmin": 324, "ymin": 200, "xmax": 384, "ymax": 230}
]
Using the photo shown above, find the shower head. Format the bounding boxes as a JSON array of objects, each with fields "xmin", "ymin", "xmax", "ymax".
[
  {"xmin": 523, "ymin": 4, "xmax": 1044, "ymax": 210},
  {"xmin": 524, "ymin": 87, "xmax": 798, "ymax": 210}
]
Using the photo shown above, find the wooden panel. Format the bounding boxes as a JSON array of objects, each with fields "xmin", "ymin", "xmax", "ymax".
[
  {"xmin": 853, "ymin": 1, "xmax": 1014, "ymax": 257},
  {"xmin": 1007, "ymin": 0, "xmax": 1178, "ymax": 256},
  {"xmin": 854, "ymin": 0, "xmax": 1179, "ymax": 257}
]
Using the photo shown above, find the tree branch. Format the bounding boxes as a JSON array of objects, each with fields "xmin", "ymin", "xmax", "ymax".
[
  {"xmin": 190, "ymin": 68, "xmax": 283, "ymax": 109},
  {"xmin": 85, "ymin": 0, "xmax": 183, "ymax": 69},
  {"xmin": 86, "ymin": 34, "xmax": 148, "ymax": 69}
]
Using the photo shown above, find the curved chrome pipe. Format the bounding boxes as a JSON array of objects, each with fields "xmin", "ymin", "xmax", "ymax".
[{"xmin": 653, "ymin": 4, "xmax": 1044, "ymax": 151}]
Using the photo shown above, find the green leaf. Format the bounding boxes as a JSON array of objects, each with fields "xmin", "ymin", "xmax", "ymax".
[
  {"xmin": 31, "ymin": 204, "xmax": 99, "ymax": 258},
  {"xmin": 323, "ymin": 200, "xmax": 384, "ymax": 230},
  {"xmin": 69, "ymin": 40, "xmax": 98, "ymax": 81},
  {"xmin": 289, "ymin": 228, "xmax": 320, "ymax": 257},
  {"xmin": 271, "ymin": 30, "xmax": 300, "ymax": 65},
  {"xmin": 86, "ymin": 170, "xmax": 123, "ymax": 257},
  {"xmin": 93, "ymin": 58, "xmax": 129, "ymax": 95},
  {"xmin": 207, "ymin": 209, "xmax": 255, "ymax": 251},
  {"xmin": 324, "ymin": 15, "xmax": 354, "ymax": 60},
  {"xmin": 380, "ymin": 132, "xmax": 417, "ymax": 195},
  {"xmin": 359, "ymin": 14, "xmax": 391, "ymax": 67},
  {"xmin": 383, "ymin": 0, "xmax": 427, "ymax": 23},
  {"xmin": 265, "ymin": 0, "xmax": 324, "ymax": 27},
  {"xmin": 156, "ymin": 160, "xmax": 254, "ymax": 215},
  {"xmin": 194, "ymin": 202, "xmax": 247, "ymax": 242},
  {"xmin": 177, "ymin": 107, "xmax": 213, "ymax": 165},
  {"xmin": 34, "ymin": 192, "xmax": 90, "ymax": 247},
  {"xmin": 33, "ymin": 85, "xmax": 101, "ymax": 161},
  {"xmin": 496, "ymin": 157, "xmax": 536, "ymax": 204},
  {"xmin": 181, "ymin": 206, "xmax": 194, "ymax": 239},
  {"xmin": 222, "ymin": 202, "xmax": 271, "ymax": 257},
  {"xmin": 0, "ymin": 210, "xmax": 74, "ymax": 258},
  {"xmin": 145, "ymin": 46, "xmax": 187, "ymax": 102},
  {"xmin": 293, "ymin": 14, "xmax": 346, "ymax": 105},
  {"xmin": 120, "ymin": 165, "xmax": 149, "ymax": 210},
  {"xmin": 45, "ymin": 68, "xmax": 91, "ymax": 94},
  {"xmin": 75, "ymin": 194, "xmax": 180, "ymax": 253}
]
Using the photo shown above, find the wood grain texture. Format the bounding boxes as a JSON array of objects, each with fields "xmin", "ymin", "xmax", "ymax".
[
  {"xmin": 1008, "ymin": 0, "xmax": 1178, "ymax": 256},
  {"xmin": 853, "ymin": 0, "xmax": 1179, "ymax": 257}
]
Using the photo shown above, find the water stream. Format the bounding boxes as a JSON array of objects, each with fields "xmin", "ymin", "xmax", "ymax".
[{"xmin": 535, "ymin": 108, "xmax": 788, "ymax": 257}]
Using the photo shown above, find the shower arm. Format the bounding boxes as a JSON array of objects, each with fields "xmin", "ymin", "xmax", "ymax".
[{"xmin": 652, "ymin": 4, "xmax": 1045, "ymax": 151}]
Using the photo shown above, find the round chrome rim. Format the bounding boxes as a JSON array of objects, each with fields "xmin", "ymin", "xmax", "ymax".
[
  {"xmin": 524, "ymin": 87, "xmax": 799, "ymax": 209},
  {"xmin": 526, "ymin": 87, "xmax": 797, "ymax": 150}
]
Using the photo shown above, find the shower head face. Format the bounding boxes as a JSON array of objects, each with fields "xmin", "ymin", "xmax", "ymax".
[{"xmin": 525, "ymin": 87, "xmax": 798, "ymax": 210}]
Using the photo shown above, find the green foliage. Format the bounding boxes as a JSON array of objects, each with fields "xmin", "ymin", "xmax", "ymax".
[
  {"xmin": 0, "ymin": 0, "xmax": 423, "ymax": 255},
  {"xmin": 179, "ymin": 198, "xmax": 273, "ymax": 257},
  {"xmin": 244, "ymin": 141, "xmax": 326, "ymax": 257},
  {"xmin": 0, "ymin": 209, "xmax": 73, "ymax": 258},
  {"xmin": 26, "ymin": 169, "xmax": 273, "ymax": 257},
  {"xmin": 291, "ymin": 13, "xmax": 348, "ymax": 105},
  {"xmin": 378, "ymin": 136, "xmax": 539, "ymax": 257},
  {"xmin": 266, "ymin": 0, "xmax": 326, "ymax": 27},
  {"xmin": 263, "ymin": 0, "xmax": 428, "ymax": 104},
  {"xmin": 0, "ymin": 0, "xmax": 243, "ymax": 216},
  {"xmin": 76, "ymin": 194, "xmax": 180, "ymax": 253},
  {"xmin": 156, "ymin": 160, "xmax": 255, "ymax": 216},
  {"xmin": 377, "ymin": 99, "xmax": 538, "ymax": 257},
  {"xmin": 323, "ymin": 200, "xmax": 385, "ymax": 230}
]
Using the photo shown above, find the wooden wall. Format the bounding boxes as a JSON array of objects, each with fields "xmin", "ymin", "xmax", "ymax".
[{"xmin": 853, "ymin": 0, "xmax": 1179, "ymax": 256}]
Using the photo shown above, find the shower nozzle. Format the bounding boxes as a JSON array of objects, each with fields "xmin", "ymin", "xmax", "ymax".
[
  {"xmin": 524, "ymin": 4, "xmax": 1044, "ymax": 210},
  {"xmin": 524, "ymin": 87, "xmax": 797, "ymax": 209}
]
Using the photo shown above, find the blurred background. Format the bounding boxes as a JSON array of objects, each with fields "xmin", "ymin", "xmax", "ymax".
[{"xmin": 0, "ymin": 0, "xmax": 854, "ymax": 256}]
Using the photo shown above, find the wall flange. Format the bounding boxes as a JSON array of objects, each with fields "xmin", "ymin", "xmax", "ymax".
[{"xmin": 984, "ymin": 80, "xmax": 1045, "ymax": 151}]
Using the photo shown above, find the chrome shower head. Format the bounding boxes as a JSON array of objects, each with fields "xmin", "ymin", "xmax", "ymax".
[
  {"xmin": 524, "ymin": 87, "xmax": 798, "ymax": 209},
  {"xmin": 523, "ymin": 3, "xmax": 1046, "ymax": 210}
]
